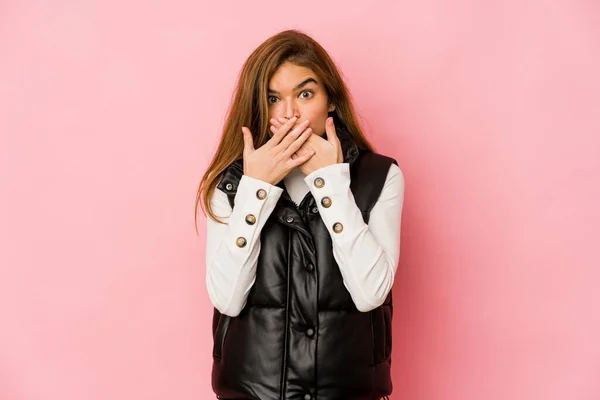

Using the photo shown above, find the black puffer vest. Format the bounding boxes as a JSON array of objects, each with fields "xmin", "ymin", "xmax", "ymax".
[{"xmin": 211, "ymin": 115, "xmax": 397, "ymax": 400}]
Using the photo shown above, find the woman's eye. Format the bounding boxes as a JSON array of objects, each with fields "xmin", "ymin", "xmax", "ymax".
[
  {"xmin": 300, "ymin": 90, "xmax": 313, "ymax": 99},
  {"xmin": 267, "ymin": 96, "xmax": 278, "ymax": 104}
]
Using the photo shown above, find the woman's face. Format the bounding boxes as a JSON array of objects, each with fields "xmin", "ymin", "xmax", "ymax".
[{"xmin": 267, "ymin": 62, "xmax": 335, "ymax": 137}]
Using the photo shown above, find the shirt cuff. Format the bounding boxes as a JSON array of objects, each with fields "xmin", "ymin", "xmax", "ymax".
[
  {"xmin": 304, "ymin": 163, "xmax": 361, "ymax": 240},
  {"xmin": 228, "ymin": 175, "xmax": 283, "ymax": 253},
  {"xmin": 304, "ymin": 163, "xmax": 350, "ymax": 193}
]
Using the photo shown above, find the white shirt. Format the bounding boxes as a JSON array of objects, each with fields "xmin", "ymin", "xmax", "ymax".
[{"xmin": 205, "ymin": 162, "xmax": 405, "ymax": 316}]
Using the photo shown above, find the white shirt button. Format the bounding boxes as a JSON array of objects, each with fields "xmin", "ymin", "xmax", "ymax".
[
  {"xmin": 321, "ymin": 197, "xmax": 332, "ymax": 208},
  {"xmin": 333, "ymin": 222, "xmax": 344, "ymax": 233},
  {"xmin": 245, "ymin": 214, "xmax": 256, "ymax": 225},
  {"xmin": 256, "ymin": 189, "xmax": 267, "ymax": 200}
]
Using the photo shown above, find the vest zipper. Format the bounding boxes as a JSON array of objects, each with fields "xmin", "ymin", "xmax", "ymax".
[
  {"xmin": 279, "ymin": 230, "xmax": 292, "ymax": 399},
  {"xmin": 282, "ymin": 190, "xmax": 298, "ymax": 208}
]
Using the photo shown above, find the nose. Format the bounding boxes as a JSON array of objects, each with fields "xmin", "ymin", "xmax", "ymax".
[{"xmin": 284, "ymin": 101, "xmax": 299, "ymax": 120}]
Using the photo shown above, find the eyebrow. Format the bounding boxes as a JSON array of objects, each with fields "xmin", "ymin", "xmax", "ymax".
[{"xmin": 267, "ymin": 78, "xmax": 318, "ymax": 95}]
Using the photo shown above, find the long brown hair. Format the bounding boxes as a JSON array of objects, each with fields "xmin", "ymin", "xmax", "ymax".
[{"xmin": 194, "ymin": 29, "xmax": 376, "ymax": 233}]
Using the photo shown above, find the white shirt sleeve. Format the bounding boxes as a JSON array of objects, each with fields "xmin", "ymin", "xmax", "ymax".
[
  {"xmin": 304, "ymin": 162, "xmax": 405, "ymax": 312},
  {"xmin": 205, "ymin": 175, "xmax": 283, "ymax": 317}
]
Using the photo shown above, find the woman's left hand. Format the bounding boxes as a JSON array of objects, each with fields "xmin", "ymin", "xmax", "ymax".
[{"xmin": 270, "ymin": 116, "xmax": 343, "ymax": 176}]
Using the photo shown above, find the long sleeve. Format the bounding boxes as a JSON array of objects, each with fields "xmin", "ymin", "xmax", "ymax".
[
  {"xmin": 304, "ymin": 162, "xmax": 405, "ymax": 312},
  {"xmin": 205, "ymin": 175, "xmax": 283, "ymax": 317}
]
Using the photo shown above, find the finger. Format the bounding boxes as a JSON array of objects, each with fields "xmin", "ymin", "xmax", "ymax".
[
  {"xmin": 269, "ymin": 122, "xmax": 289, "ymax": 136},
  {"xmin": 269, "ymin": 124, "xmax": 284, "ymax": 139},
  {"xmin": 324, "ymin": 117, "xmax": 339, "ymax": 145},
  {"xmin": 241, "ymin": 126, "xmax": 254, "ymax": 153},
  {"xmin": 283, "ymin": 128, "xmax": 313, "ymax": 158},
  {"xmin": 269, "ymin": 118, "xmax": 286, "ymax": 128},
  {"xmin": 291, "ymin": 148, "xmax": 315, "ymax": 167},
  {"xmin": 277, "ymin": 119, "xmax": 311, "ymax": 150},
  {"xmin": 268, "ymin": 116, "xmax": 297, "ymax": 146},
  {"xmin": 269, "ymin": 119, "xmax": 283, "ymax": 130}
]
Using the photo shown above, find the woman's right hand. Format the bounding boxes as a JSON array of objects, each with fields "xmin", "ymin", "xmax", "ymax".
[{"xmin": 241, "ymin": 116, "xmax": 315, "ymax": 185}]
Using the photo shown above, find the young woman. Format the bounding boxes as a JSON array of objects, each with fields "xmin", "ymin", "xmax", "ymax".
[{"xmin": 196, "ymin": 29, "xmax": 405, "ymax": 400}]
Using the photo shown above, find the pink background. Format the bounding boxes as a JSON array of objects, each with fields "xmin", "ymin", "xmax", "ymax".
[{"xmin": 1, "ymin": 1, "xmax": 599, "ymax": 399}]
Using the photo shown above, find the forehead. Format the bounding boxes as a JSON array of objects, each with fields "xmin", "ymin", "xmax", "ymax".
[{"xmin": 269, "ymin": 63, "xmax": 319, "ymax": 88}]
